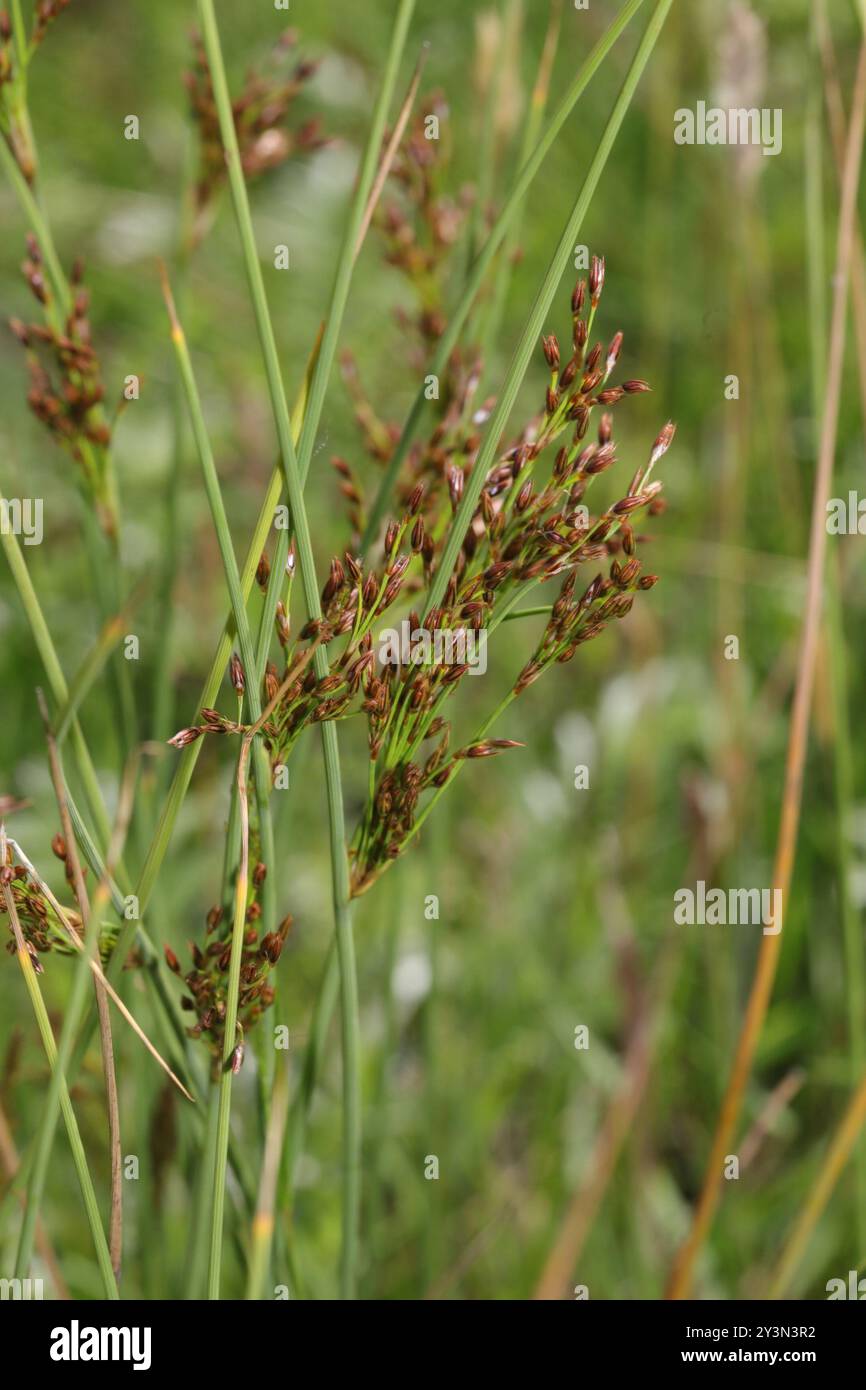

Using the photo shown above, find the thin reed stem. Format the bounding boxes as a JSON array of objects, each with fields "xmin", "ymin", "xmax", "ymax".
[
  {"xmin": 14, "ymin": 692, "xmax": 124, "ymax": 1282},
  {"xmin": 195, "ymin": 0, "xmax": 417, "ymax": 1298},
  {"xmin": 245, "ymin": 1061, "xmax": 290, "ymax": 1300},
  {"xmin": 806, "ymin": 3, "xmax": 866, "ymax": 1258},
  {"xmin": 666, "ymin": 32, "xmax": 866, "ymax": 1301},
  {"xmin": 3, "ymin": 824, "xmax": 118, "ymax": 1300},
  {"xmin": 769, "ymin": 1068, "xmax": 866, "ymax": 1297},
  {"xmin": 479, "ymin": 0, "xmax": 562, "ymax": 376}
]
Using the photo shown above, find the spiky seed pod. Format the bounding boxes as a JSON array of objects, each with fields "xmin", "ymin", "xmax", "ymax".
[
  {"xmin": 542, "ymin": 334, "xmax": 560, "ymax": 370},
  {"xmin": 167, "ymin": 726, "xmax": 203, "ymax": 749},
  {"xmin": 589, "ymin": 254, "xmax": 605, "ymax": 305},
  {"xmin": 230, "ymin": 652, "xmax": 245, "ymax": 695}
]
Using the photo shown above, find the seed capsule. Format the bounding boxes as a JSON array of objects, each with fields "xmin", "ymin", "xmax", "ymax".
[{"xmin": 230, "ymin": 652, "xmax": 245, "ymax": 694}]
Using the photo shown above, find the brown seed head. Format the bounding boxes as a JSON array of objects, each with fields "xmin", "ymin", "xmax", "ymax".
[{"xmin": 230, "ymin": 652, "xmax": 245, "ymax": 695}]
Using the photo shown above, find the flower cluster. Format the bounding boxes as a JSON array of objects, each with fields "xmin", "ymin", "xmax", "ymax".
[
  {"xmin": 170, "ymin": 259, "xmax": 674, "ymax": 901},
  {"xmin": 0, "ymin": 836, "xmax": 78, "ymax": 970},
  {"xmin": 9, "ymin": 239, "xmax": 117, "ymax": 537},
  {"xmin": 0, "ymin": 3, "xmax": 73, "ymax": 182},
  {"xmin": 374, "ymin": 91, "xmax": 471, "ymax": 351},
  {"xmin": 164, "ymin": 874, "xmax": 292, "ymax": 1076},
  {"xmin": 185, "ymin": 25, "xmax": 326, "ymax": 246}
]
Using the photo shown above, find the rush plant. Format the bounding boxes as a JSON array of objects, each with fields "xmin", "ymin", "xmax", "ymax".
[{"xmin": 0, "ymin": 0, "xmax": 673, "ymax": 1301}]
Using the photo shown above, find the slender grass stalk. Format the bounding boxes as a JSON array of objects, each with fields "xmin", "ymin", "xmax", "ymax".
[
  {"xmin": 208, "ymin": 737, "xmax": 256, "ymax": 1298},
  {"xmin": 79, "ymin": 506, "xmax": 137, "ymax": 763},
  {"xmin": 10, "ymin": 0, "xmax": 28, "ymax": 67},
  {"xmin": 245, "ymin": 1060, "xmax": 290, "ymax": 1299},
  {"xmin": 666, "ymin": 32, "xmax": 866, "ymax": 1301},
  {"xmin": 64, "ymin": 797, "xmax": 194, "ymax": 1069},
  {"xmin": 361, "ymin": 0, "xmax": 651, "ymax": 550},
  {"xmin": 365, "ymin": 867, "xmax": 404, "ymax": 1275},
  {"xmin": 817, "ymin": 2, "xmax": 866, "ymax": 427},
  {"xmin": 65, "ymin": 796, "xmax": 260, "ymax": 1208},
  {"xmin": 135, "ymin": 461, "xmax": 282, "ymax": 920},
  {"xmin": 293, "ymin": 0, "xmax": 418, "ymax": 492},
  {"xmin": 279, "ymin": 936, "xmax": 340, "ymax": 1201},
  {"xmin": 2, "ymin": 828, "xmax": 118, "ymax": 1299},
  {"xmin": 55, "ymin": 592, "xmax": 142, "ymax": 746},
  {"xmin": 479, "ymin": 0, "xmax": 562, "ymax": 376},
  {"xmin": 157, "ymin": 270, "xmax": 284, "ymax": 1274},
  {"xmin": 8, "ymin": 938, "xmax": 118, "ymax": 1298},
  {"xmin": 186, "ymin": 1084, "xmax": 221, "ymax": 1297},
  {"xmin": 195, "ymin": 0, "xmax": 418, "ymax": 1299},
  {"xmin": 806, "ymin": 4, "xmax": 866, "ymax": 1259},
  {"xmin": 207, "ymin": 658, "xmax": 313, "ymax": 1298},
  {"xmin": 464, "ymin": 1, "xmax": 509, "ymax": 279},
  {"xmin": 769, "ymin": 1068, "xmax": 866, "ymax": 1297},
  {"xmin": 354, "ymin": 48, "xmax": 428, "ymax": 258},
  {"xmin": 14, "ymin": 692, "xmax": 123, "ymax": 1283},
  {"xmin": 534, "ymin": 947, "xmax": 677, "ymax": 1299},
  {"xmin": 152, "ymin": 135, "xmax": 198, "ymax": 758},
  {"xmin": 0, "ymin": 508, "xmax": 112, "ymax": 850},
  {"xmin": 132, "ymin": 326, "xmax": 320, "ymax": 945},
  {"xmin": 0, "ymin": 1098, "xmax": 69, "ymax": 1298},
  {"xmin": 0, "ymin": 136, "xmax": 68, "ymax": 313},
  {"xmin": 0, "ymin": 518, "xmax": 201, "ymax": 1084},
  {"xmin": 4, "ymin": 834, "xmax": 192, "ymax": 1099},
  {"xmin": 426, "ymin": 0, "xmax": 675, "ymax": 617},
  {"xmin": 41, "ymin": 693, "xmax": 125, "ymax": 1279},
  {"xmin": 159, "ymin": 265, "xmax": 276, "ymax": 933}
]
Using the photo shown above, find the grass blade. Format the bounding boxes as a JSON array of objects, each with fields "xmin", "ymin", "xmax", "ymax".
[{"xmin": 3, "ymin": 826, "xmax": 118, "ymax": 1299}]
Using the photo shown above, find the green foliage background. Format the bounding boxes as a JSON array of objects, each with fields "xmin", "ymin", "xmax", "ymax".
[{"xmin": 1, "ymin": 0, "xmax": 864, "ymax": 1298}]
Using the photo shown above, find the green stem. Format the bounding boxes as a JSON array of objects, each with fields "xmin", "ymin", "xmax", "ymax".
[
  {"xmin": 478, "ymin": 0, "xmax": 562, "ymax": 375},
  {"xmin": 10, "ymin": 0, "xmax": 28, "ymax": 66},
  {"xmin": 805, "ymin": 14, "xmax": 866, "ymax": 1255},
  {"xmin": 187, "ymin": 1082, "xmax": 221, "ymax": 1297},
  {"xmin": 208, "ymin": 745, "xmax": 251, "ymax": 1299},
  {"xmin": 195, "ymin": 0, "xmax": 412, "ymax": 1297},
  {"xmin": 161, "ymin": 277, "xmax": 276, "ymax": 928},
  {"xmin": 0, "ymin": 510, "xmax": 111, "ymax": 849},
  {"xmin": 7, "ymin": 799, "xmax": 119, "ymax": 1299},
  {"xmin": 11, "ymin": 939, "xmax": 118, "ymax": 1298},
  {"xmin": 135, "ymin": 470, "xmax": 283, "ymax": 920},
  {"xmin": 0, "ymin": 135, "xmax": 68, "ymax": 312},
  {"xmin": 294, "ymin": 0, "xmax": 418, "ymax": 491}
]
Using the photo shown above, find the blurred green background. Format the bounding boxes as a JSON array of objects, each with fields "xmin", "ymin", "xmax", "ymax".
[{"xmin": 1, "ymin": 0, "xmax": 865, "ymax": 1299}]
